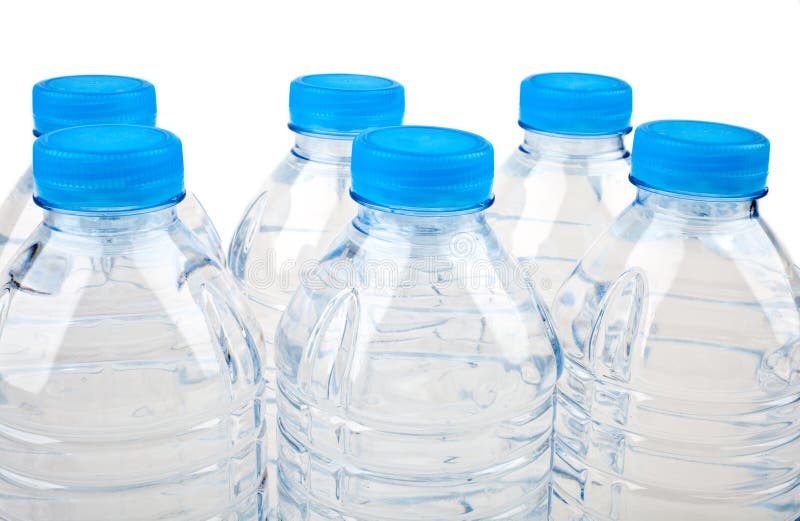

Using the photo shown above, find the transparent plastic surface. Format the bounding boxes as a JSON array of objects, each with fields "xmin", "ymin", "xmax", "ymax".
[
  {"xmin": 550, "ymin": 188, "xmax": 800, "ymax": 520},
  {"xmin": 275, "ymin": 206, "xmax": 559, "ymax": 520},
  {"xmin": 0, "ymin": 167, "xmax": 225, "ymax": 272},
  {"xmin": 487, "ymin": 130, "xmax": 633, "ymax": 303},
  {"xmin": 0, "ymin": 207, "xmax": 266, "ymax": 521},
  {"xmin": 228, "ymin": 132, "xmax": 357, "ymax": 515}
]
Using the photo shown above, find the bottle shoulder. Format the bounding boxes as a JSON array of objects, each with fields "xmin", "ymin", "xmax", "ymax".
[
  {"xmin": 176, "ymin": 189, "xmax": 225, "ymax": 265},
  {"xmin": 4, "ymin": 220, "xmax": 241, "ymax": 311},
  {"xmin": 274, "ymin": 220, "xmax": 559, "ymax": 430},
  {"xmin": 178, "ymin": 189, "xmax": 214, "ymax": 221},
  {"xmin": 0, "ymin": 222, "xmax": 264, "ymax": 435},
  {"xmin": 567, "ymin": 205, "xmax": 800, "ymax": 305},
  {"xmin": 553, "ymin": 207, "xmax": 800, "ymax": 400},
  {"xmin": 278, "ymin": 220, "xmax": 559, "ymax": 356},
  {"xmin": 228, "ymin": 154, "xmax": 356, "ymax": 294},
  {"xmin": 491, "ymin": 148, "xmax": 634, "ymax": 217},
  {"xmin": 242, "ymin": 152, "xmax": 352, "ymax": 208},
  {"xmin": 499, "ymin": 144, "xmax": 631, "ymax": 179},
  {"xmin": 270, "ymin": 151, "xmax": 351, "ymax": 184},
  {"xmin": 234, "ymin": 152, "xmax": 354, "ymax": 231}
]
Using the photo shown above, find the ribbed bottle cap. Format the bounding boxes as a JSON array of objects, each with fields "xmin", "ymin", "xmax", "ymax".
[
  {"xmin": 289, "ymin": 73, "xmax": 405, "ymax": 135},
  {"xmin": 630, "ymin": 120, "xmax": 770, "ymax": 199},
  {"xmin": 519, "ymin": 72, "xmax": 632, "ymax": 136},
  {"xmin": 351, "ymin": 126, "xmax": 494, "ymax": 213},
  {"xmin": 33, "ymin": 75, "xmax": 157, "ymax": 135},
  {"xmin": 33, "ymin": 125, "xmax": 184, "ymax": 213}
]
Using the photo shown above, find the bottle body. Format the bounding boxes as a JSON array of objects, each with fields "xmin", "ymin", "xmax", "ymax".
[
  {"xmin": 0, "ymin": 208, "xmax": 266, "ymax": 520},
  {"xmin": 550, "ymin": 189, "xmax": 800, "ymax": 520},
  {"xmin": 228, "ymin": 134, "xmax": 357, "ymax": 515},
  {"xmin": 487, "ymin": 131, "xmax": 633, "ymax": 302},
  {"xmin": 275, "ymin": 207, "xmax": 559, "ymax": 520},
  {"xmin": 0, "ymin": 167, "xmax": 224, "ymax": 271}
]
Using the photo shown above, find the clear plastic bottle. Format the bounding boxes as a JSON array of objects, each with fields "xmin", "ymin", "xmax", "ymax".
[
  {"xmin": 0, "ymin": 125, "xmax": 266, "ymax": 520},
  {"xmin": 228, "ymin": 73, "xmax": 404, "ymax": 515},
  {"xmin": 0, "ymin": 75, "xmax": 224, "ymax": 273},
  {"xmin": 275, "ymin": 126, "xmax": 560, "ymax": 520},
  {"xmin": 487, "ymin": 73, "xmax": 634, "ymax": 302},
  {"xmin": 550, "ymin": 120, "xmax": 800, "ymax": 520}
]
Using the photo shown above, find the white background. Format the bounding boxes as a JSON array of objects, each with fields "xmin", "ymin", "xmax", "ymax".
[{"xmin": 1, "ymin": 0, "xmax": 798, "ymax": 256}]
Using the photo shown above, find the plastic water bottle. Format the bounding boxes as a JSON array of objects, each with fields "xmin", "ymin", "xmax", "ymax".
[
  {"xmin": 487, "ymin": 73, "xmax": 634, "ymax": 302},
  {"xmin": 0, "ymin": 75, "xmax": 225, "ymax": 272},
  {"xmin": 275, "ymin": 126, "xmax": 559, "ymax": 520},
  {"xmin": 550, "ymin": 120, "xmax": 800, "ymax": 520},
  {"xmin": 228, "ymin": 73, "xmax": 404, "ymax": 515},
  {"xmin": 0, "ymin": 125, "xmax": 266, "ymax": 520}
]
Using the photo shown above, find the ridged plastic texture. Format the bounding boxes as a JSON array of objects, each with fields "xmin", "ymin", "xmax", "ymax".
[
  {"xmin": 350, "ymin": 125, "xmax": 494, "ymax": 212},
  {"xmin": 288, "ymin": 73, "xmax": 405, "ymax": 135},
  {"xmin": 630, "ymin": 119, "xmax": 770, "ymax": 199},
  {"xmin": 0, "ymin": 205, "xmax": 266, "ymax": 520},
  {"xmin": 550, "ymin": 189, "xmax": 800, "ymax": 520},
  {"xmin": 33, "ymin": 124, "xmax": 184, "ymax": 212},
  {"xmin": 276, "ymin": 206, "xmax": 559, "ymax": 520},
  {"xmin": 227, "ymin": 132, "xmax": 358, "ymax": 517},
  {"xmin": 519, "ymin": 72, "xmax": 632, "ymax": 136},
  {"xmin": 33, "ymin": 75, "xmax": 157, "ymax": 135}
]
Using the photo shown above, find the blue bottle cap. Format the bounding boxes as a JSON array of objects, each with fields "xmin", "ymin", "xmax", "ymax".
[
  {"xmin": 289, "ymin": 73, "xmax": 405, "ymax": 135},
  {"xmin": 351, "ymin": 126, "xmax": 494, "ymax": 213},
  {"xmin": 630, "ymin": 120, "xmax": 770, "ymax": 200},
  {"xmin": 519, "ymin": 72, "xmax": 632, "ymax": 136},
  {"xmin": 33, "ymin": 125, "xmax": 184, "ymax": 213},
  {"xmin": 33, "ymin": 75, "xmax": 157, "ymax": 136}
]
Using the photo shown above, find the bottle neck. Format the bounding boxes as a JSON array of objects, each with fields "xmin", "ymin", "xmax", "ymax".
[
  {"xmin": 292, "ymin": 131, "xmax": 355, "ymax": 164},
  {"xmin": 635, "ymin": 188, "xmax": 758, "ymax": 221},
  {"xmin": 43, "ymin": 206, "xmax": 178, "ymax": 236},
  {"xmin": 519, "ymin": 129, "xmax": 629, "ymax": 163},
  {"xmin": 353, "ymin": 205, "xmax": 486, "ymax": 242}
]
